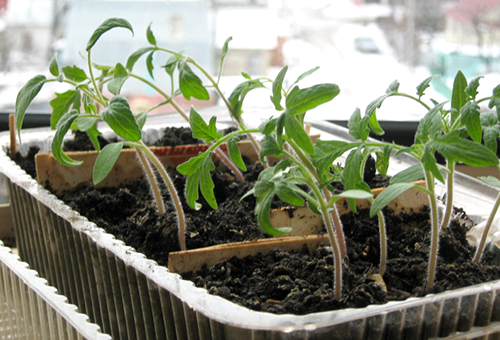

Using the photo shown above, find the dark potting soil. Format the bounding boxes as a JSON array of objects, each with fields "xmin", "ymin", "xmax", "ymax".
[{"xmin": 182, "ymin": 206, "xmax": 500, "ymax": 315}]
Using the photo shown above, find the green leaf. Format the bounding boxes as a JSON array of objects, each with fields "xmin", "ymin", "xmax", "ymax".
[
  {"xmin": 126, "ymin": 47, "xmax": 155, "ymax": 71},
  {"xmin": 178, "ymin": 60, "xmax": 210, "ymax": 100},
  {"xmin": 414, "ymin": 102, "xmax": 447, "ymax": 144},
  {"xmin": 228, "ymin": 137, "xmax": 246, "ymax": 172},
  {"xmin": 93, "ymin": 143, "xmax": 123, "ymax": 184},
  {"xmin": 258, "ymin": 118, "xmax": 277, "ymax": 135},
  {"xmin": 481, "ymin": 112, "xmax": 498, "ymax": 126},
  {"xmin": 416, "ymin": 75, "xmax": 439, "ymax": 98},
  {"xmin": 370, "ymin": 183, "xmax": 420, "ymax": 217},
  {"xmin": 332, "ymin": 189, "xmax": 373, "ymax": 202},
  {"xmin": 311, "ymin": 140, "xmax": 354, "ymax": 181},
  {"xmin": 368, "ymin": 110, "xmax": 384, "ymax": 136},
  {"xmin": 292, "ymin": 66, "xmax": 320, "ymax": 86},
  {"xmin": 348, "ymin": 108, "xmax": 370, "ymax": 141},
  {"xmin": 390, "ymin": 164, "xmax": 424, "ymax": 184},
  {"xmin": 82, "ymin": 93, "xmax": 97, "ymax": 113},
  {"xmin": 15, "ymin": 75, "xmax": 47, "ymax": 138},
  {"xmin": 51, "ymin": 110, "xmax": 82, "ymax": 166},
  {"xmin": 107, "ymin": 63, "xmax": 129, "ymax": 95},
  {"xmin": 163, "ymin": 54, "xmax": 180, "ymax": 77},
  {"xmin": 364, "ymin": 80, "xmax": 399, "ymax": 117},
  {"xmin": 489, "ymin": 84, "xmax": 500, "ymax": 115},
  {"xmin": 228, "ymin": 79, "xmax": 267, "ymax": 118},
  {"xmin": 422, "ymin": 145, "xmax": 444, "ymax": 183},
  {"xmin": 484, "ymin": 125, "xmax": 500, "ymax": 154},
  {"xmin": 460, "ymin": 101, "xmax": 482, "ymax": 143},
  {"xmin": 189, "ymin": 107, "xmax": 222, "ymax": 142},
  {"xmin": 218, "ymin": 36, "xmax": 232, "ymax": 80},
  {"xmin": 466, "ymin": 76, "xmax": 483, "ymax": 100},
  {"xmin": 276, "ymin": 182, "xmax": 304, "ymax": 206},
  {"xmin": 62, "ymin": 66, "xmax": 88, "ymax": 82},
  {"xmin": 86, "ymin": 124, "xmax": 102, "ymax": 151},
  {"xmin": 285, "ymin": 84, "xmax": 340, "ymax": 116},
  {"xmin": 271, "ymin": 66, "xmax": 287, "ymax": 111},
  {"xmin": 86, "ymin": 18, "xmax": 134, "ymax": 51},
  {"xmin": 260, "ymin": 134, "xmax": 284, "ymax": 160},
  {"xmin": 146, "ymin": 51, "xmax": 155, "ymax": 79},
  {"xmin": 49, "ymin": 55, "xmax": 60, "ymax": 77},
  {"xmin": 102, "ymin": 96, "xmax": 142, "ymax": 141},
  {"xmin": 146, "ymin": 22, "xmax": 157, "ymax": 46},
  {"xmin": 375, "ymin": 144, "xmax": 393, "ymax": 177},
  {"xmin": 135, "ymin": 111, "xmax": 148, "ymax": 130},
  {"xmin": 177, "ymin": 152, "xmax": 217, "ymax": 209},
  {"xmin": 451, "ymin": 70, "xmax": 468, "ymax": 124},
  {"xmin": 75, "ymin": 117, "xmax": 97, "ymax": 132},
  {"xmin": 433, "ymin": 134, "xmax": 498, "ymax": 167},
  {"xmin": 284, "ymin": 114, "xmax": 314, "ymax": 154},
  {"xmin": 49, "ymin": 89, "xmax": 81, "ymax": 129},
  {"xmin": 386, "ymin": 80, "xmax": 400, "ymax": 93},
  {"xmin": 479, "ymin": 176, "xmax": 500, "ymax": 188},
  {"xmin": 221, "ymin": 36, "xmax": 232, "ymax": 62}
]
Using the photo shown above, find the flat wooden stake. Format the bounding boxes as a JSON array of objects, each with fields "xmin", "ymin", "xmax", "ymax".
[{"xmin": 9, "ymin": 114, "xmax": 17, "ymax": 155}]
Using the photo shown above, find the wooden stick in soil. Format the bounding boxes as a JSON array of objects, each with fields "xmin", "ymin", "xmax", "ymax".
[{"xmin": 9, "ymin": 114, "xmax": 17, "ymax": 156}]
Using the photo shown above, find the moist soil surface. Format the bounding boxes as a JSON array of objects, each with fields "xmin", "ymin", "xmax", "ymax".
[{"xmin": 10, "ymin": 127, "xmax": 500, "ymax": 315}]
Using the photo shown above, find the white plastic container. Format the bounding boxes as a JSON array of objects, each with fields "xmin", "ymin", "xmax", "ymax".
[{"xmin": 2, "ymin": 112, "xmax": 500, "ymax": 339}]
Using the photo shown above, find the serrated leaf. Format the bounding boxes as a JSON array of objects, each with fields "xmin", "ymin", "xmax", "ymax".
[
  {"xmin": 414, "ymin": 102, "xmax": 447, "ymax": 144},
  {"xmin": 276, "ymin": 182, "xmax": 304, "ymax": 206},
  {"xmin": 163, "ymin": 54, "xmax": 180, "ymax": 77},
  {"xmin": 86, "ymin": 18, "xmax": 133, "ymax": 51},
  {"xmin": 311, "ymin": 140, "xmax": 354, "ymax": 181},
  {"xmin": 15, "ymin": 75, "xmax": 46, "ymax": 137},
  {"xmin": 460, "ymin": 101, "xmax": 481, "ymax": 143},
  {"xmin": 365, "ymin": 92, "xmax": 393, "ymax": 117},
  {"xmin": 62, "ymin": 66, "xmax": 87, "ymax": 82},
  {"xmin": 228, "ymin": 79, "xmax": 267, "ymax": 118},
  {"xmin": 189, "ymin": 107, "xmax": 222, "ymax": 142},
  {"xmin": 178, "ymin": 61, "xmax": 209, "ymax": 100},
  {"xmin": 271, "ymin": 66, "xmax": 287, "ymax": 111},
  {"xmin": 258, "ymin": 118, "xmax": 277, "ymax": 135},
  {"xmin": 375, "ymin": 144, "xmax": 393, "ymax": 177},
  {"xmin": 49, "ymin": 55, "xmax": 59, "ymax": 77},
  {"xmin": 489, "ymin": 84, "xmax": 500, "ymax": 113},
  {"xmin": 107, "ymin": 63, "xmax": 129, "ymax": 95},
  {"xmin": 50, "ymin": 90, "xmax": 81, "ymax": 129},
  {"xmin": 260, "ymin": 134, "xmax": 284, "ymax": 160},
  {"xmin": 348, "ymin": 108, "xmax": 370, "ymax": 141},
  {"xmin": 416, "ymin": 75, "xmax": 439, "ymax": 98},
  {"xmin": 484, "ymin": 125, "xmax": 500, "ymax": 154},
  {"xmin": 386, "ymin": 80, "xmax": 400, "ymax": 93},
  {"xmin": 126, "ymin": 47, "xmax": 155, "ymax": 71},
  {"xmin": 284, "ymin": 114, "xmax": 314, "ymax": 154},
  {"xmin": 451, "ymin": 70, "xmax": 468, "ymax": 124},
  {"xmin": 433, "ymin": 134, "xmax": 498, "ymax": 167},
  {"xmin": 481, "ymin": 112, "xmax": 498, "ymax": 126},
  {"xmin": 228, "ymin": 137, "xmax": 246, "ymax": 171},
  {"xmin": 51, "ymin": 110, "xmax": 82, "ymax": 166},
  {"xmin": 102, "ymin": 96, "xmax": 142, "ymax": 141},
  {"xmin": 285, "ymin": 83, "xmax": 340, "ymax": 116},
  {"xmin": 177, "ymin": 152, "xmax": 217, "ymax": 209},
  {"xmin": 93, "ymin": 143, "xmax": 123, "ymax": 184},
  {"xmin": 146, "ymin": 22, "xmax": 157, "ymax": 46},
  {"xmin": 370, "ymin": 183, "xmax": 419, "ymax": 217},
  {"xmin": 466, "ymin": 76, "xmax": 483, "ymax": 100},
  {"xmin": 389, "ymin": 164, "xmax": 424, "ymax": 184}
]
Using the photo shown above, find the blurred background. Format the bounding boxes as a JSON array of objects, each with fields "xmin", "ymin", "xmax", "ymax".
[{"xmin": 0, "ymin": 0, "xmax": 499, "ymax": 126}]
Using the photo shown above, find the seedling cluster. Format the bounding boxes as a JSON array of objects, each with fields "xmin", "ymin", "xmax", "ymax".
[{"xmin": 14, "ymin": 17, "xmax": 500, "ymax": 300}]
